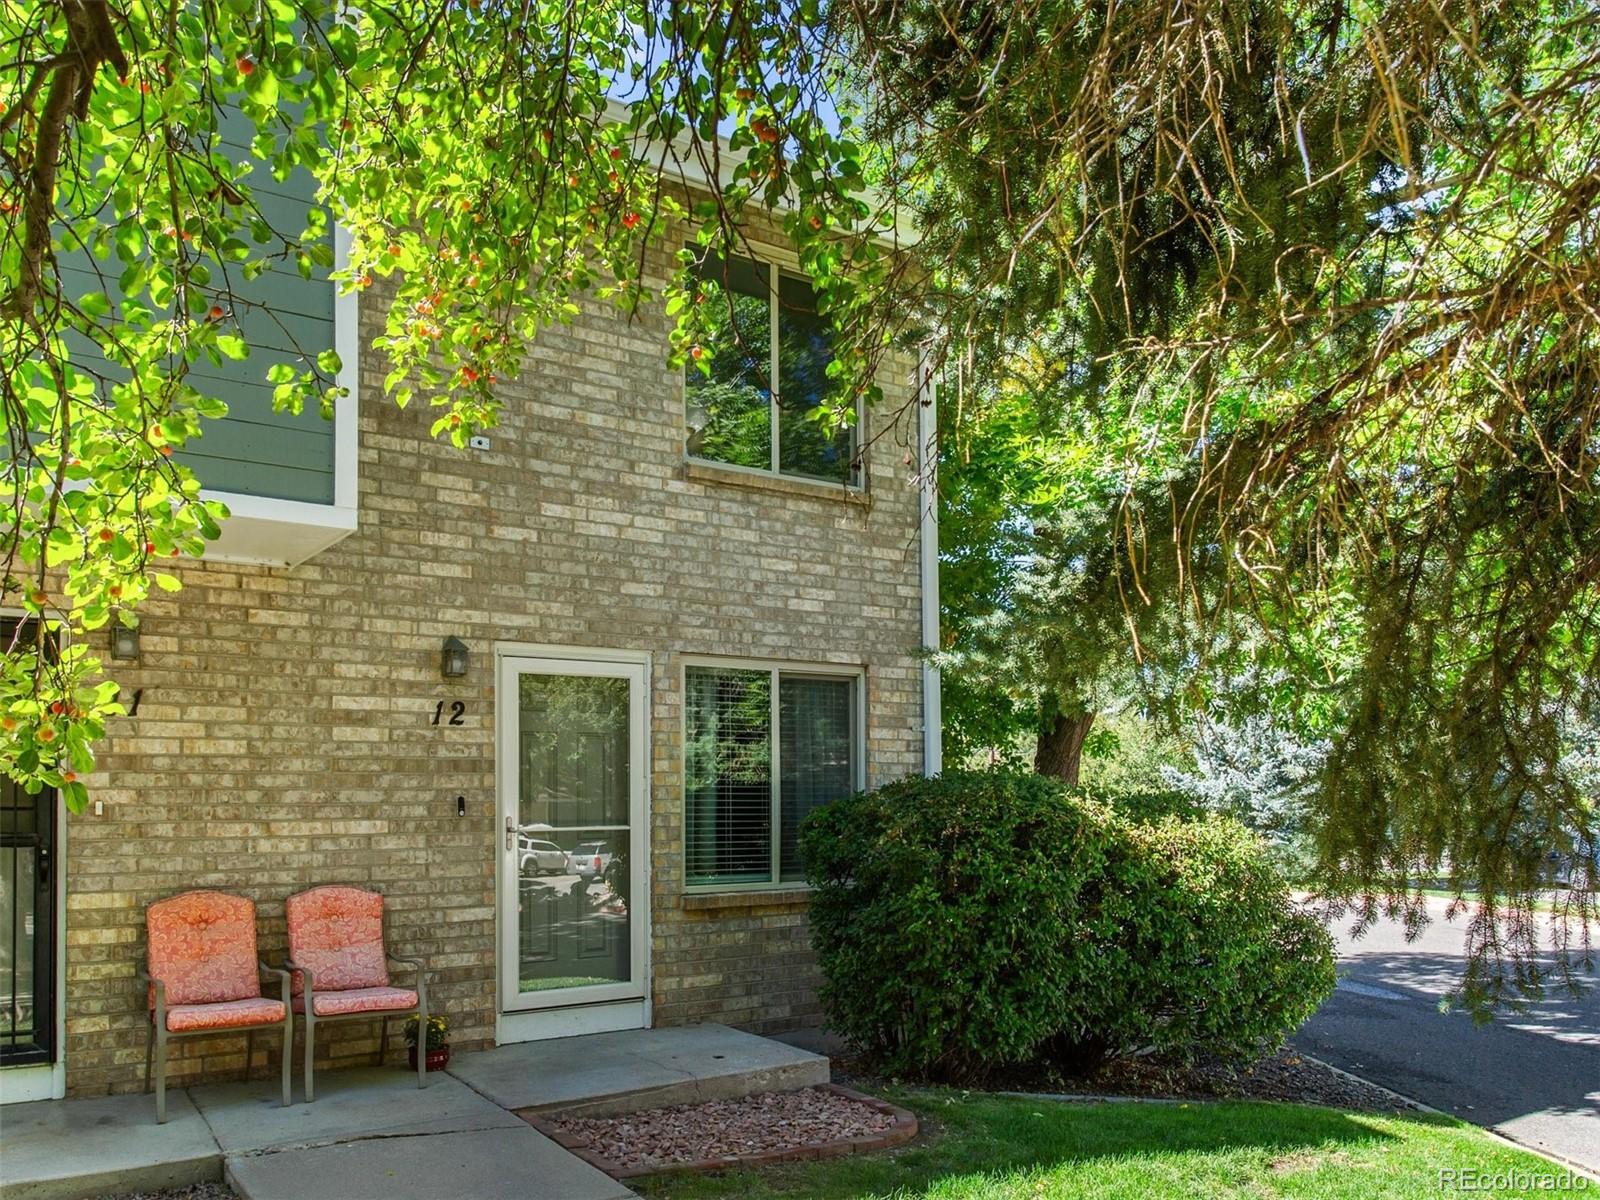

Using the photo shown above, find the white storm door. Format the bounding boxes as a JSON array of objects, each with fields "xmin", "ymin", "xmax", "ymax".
[{"xmin": 497, "ymin": 652, "xmax": 648, "ymax": 1013}]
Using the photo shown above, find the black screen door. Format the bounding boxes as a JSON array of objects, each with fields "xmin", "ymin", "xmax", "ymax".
[{"xmin": 2, "ymin": 618, "xmax": 57, "ymax": 1065}]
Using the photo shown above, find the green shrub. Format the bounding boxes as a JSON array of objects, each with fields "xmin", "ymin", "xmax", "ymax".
[
  {"xmin": 800, "ymin": 770, "xmax": 1123, "ymax": 1078},
  {"xmin": 1086, "ymin": 783, "xmax": 1202, "ymax": 825},
  {"xmin": 1086, "ymin": 814, "xmax": 1336, "ymax": 1065},
  {"xmin": 800, "ymin": 769, "xmax": 1335, "ymax": 1080}
]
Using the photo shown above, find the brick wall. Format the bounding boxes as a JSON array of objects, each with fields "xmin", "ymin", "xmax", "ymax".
[{"xmin": 60, "ymin": 238, "xmax": 927, "ymax": 1096}]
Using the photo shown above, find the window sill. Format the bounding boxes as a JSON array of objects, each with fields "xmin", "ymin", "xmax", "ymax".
[
  {"xmin": 680, "ymin": 887, "xmax": 812, "ymax": 911},
  {"xmin": 682, "ymin": 460, "xmax": 869, "ymax": 506}
]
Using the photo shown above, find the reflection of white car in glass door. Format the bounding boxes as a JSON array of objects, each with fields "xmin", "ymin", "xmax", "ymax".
[{"xmin": 518, "ymin": 831, "xmax": 572, "ymax": 876}]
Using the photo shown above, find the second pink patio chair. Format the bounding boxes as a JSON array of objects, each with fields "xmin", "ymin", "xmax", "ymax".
[
  {"xmin": 141, "ymin": 890, "xmax": 292, "ymax": 1123},
  {"xmin": 284, "ymin": 884, "xmax": 429, "ymax": 1100}
]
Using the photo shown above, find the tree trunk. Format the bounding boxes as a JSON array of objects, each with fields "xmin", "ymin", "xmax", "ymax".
[{"xmin": 1035, "ymin": 711, "xmax": 1095, "ymax": 786}]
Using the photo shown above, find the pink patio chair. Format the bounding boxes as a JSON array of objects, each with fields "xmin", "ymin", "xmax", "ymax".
[
  {"xmin": 141, "ymin": 890, "xmax": 291, "ymax": 1123},
  {"xmin": 283, "ymin": 885, "xmax": 429, "ymax": 1101}
]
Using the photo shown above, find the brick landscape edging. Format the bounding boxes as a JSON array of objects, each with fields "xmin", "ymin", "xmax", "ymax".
[{"xmin": 518, "ymin": 1084, "xmax": 920, "ymax": 1179}]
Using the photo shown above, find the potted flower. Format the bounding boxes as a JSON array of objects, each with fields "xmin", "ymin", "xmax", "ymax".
[{"xmin": 403, "ymin": 1014, "xmax": 450, "ymax": 1072}]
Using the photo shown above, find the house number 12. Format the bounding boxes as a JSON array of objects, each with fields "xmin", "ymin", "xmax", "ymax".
[{"xmin": 432, "ymin": 700, "xmax": 466, "ymax": 726}]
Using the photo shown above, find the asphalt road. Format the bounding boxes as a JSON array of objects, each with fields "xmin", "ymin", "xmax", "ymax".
[{"xmin": 1292, "ymin": 898, "xmax": 1600, "ymax": 1175}]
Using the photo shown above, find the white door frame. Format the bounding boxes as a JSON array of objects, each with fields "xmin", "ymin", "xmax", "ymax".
[{"xmin": 494, "ymin": 644, "xmax": 651, "ymax": 1041}]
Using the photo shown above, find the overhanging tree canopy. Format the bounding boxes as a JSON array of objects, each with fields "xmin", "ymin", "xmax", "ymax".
[
  {"xmin": 5, "ymin": 0, "xmax": 1597, "ymax": 1007},
  {"xmin": 880, "ymin": 0, "xmax": 1599, "ymax": 1008},
  {"xmin": 3, "ymin": 0, "xmax": 891, "ymax": 805}
]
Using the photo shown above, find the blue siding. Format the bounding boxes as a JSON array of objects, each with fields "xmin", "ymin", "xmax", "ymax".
[{"xmin": 60, "ymin": 119, "xmax": 339, "ymax": 505}]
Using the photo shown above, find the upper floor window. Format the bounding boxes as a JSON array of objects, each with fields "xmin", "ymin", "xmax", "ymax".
[{"xmin": 684, "ymin": 253, "xmax": 859, "ymax": 487}]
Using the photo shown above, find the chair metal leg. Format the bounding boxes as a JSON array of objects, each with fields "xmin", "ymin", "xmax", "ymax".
[
  {"xmin": 416, "ymin": 999, "xmax": 427, "ymax": 1089},
  {"xmin": 143, "ymin": 1020, "xmax": 154, "ymax": 1094},
  {"xmin": 303, "ymin": 1013, "xmax": 316, "ymax": 1104},
  {"xmin": 154, "ymin": 1026, "xmax": 168, "ymax": 1124},
  {"xmin": 280, "ymin": 1013, "xmax": 292, "ymax": 1108},
  {"xmin": 245, "ymin": 1029, "xmax": 256, "ymax": 1083}
]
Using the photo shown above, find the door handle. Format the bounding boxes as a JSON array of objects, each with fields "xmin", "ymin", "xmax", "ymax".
[{"xmin": 505, "ymin": 817, "xmax": 515, "ymax": 852}]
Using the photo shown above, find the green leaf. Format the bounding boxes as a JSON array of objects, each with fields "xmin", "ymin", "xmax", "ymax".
[{"xmin": 247, "ymin": 67, "xmax": 280, "ymax": 107}]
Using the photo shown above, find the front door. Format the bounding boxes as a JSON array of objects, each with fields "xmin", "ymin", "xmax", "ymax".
[
  {"xmin": 2, "ymin": 619, "xmax": 57, "ymax": 1067},
  {"xmin": 497, "ymin": 652, "xmax": 648, "ymax": 1015}
]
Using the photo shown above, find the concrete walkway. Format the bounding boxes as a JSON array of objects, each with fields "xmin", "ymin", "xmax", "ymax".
[{"xmin": 0, "ymin": 1024, "xmax": 829, "ymax": 1200}]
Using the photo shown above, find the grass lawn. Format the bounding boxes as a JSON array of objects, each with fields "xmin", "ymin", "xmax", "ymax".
[
  {"xmin": 1418, "ymin": 888, "xmax": 1581, "ymax": 915},
  {"xmin": 633, "ymin": 1088, "xmax": 1574, "ymax": 1199}
]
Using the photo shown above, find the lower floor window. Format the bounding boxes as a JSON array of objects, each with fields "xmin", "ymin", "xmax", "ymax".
[{"xmin": 685, "ymin": 663, "xmax": 861, "ymax": 887}]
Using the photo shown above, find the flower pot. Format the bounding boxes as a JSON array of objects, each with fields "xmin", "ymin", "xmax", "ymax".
[{"xmin": 408, "ymin": 1045, "xmax": 451, "ymax": 1072}]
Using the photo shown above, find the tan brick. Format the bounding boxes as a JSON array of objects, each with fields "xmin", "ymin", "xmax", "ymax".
[{"xmin": 61, "ymin": 235, "xmax": 926, "ymax": 1096}]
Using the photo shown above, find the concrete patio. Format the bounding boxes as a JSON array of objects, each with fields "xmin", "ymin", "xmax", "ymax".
[{"xmin": 0, "ymin": 1024, "xmax": 830, "ymax": 1200}]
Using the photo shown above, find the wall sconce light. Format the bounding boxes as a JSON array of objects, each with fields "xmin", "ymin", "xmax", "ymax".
[
  {"xmin": 440, "ymin": 636, "xmax": 469, "ymax": 679},
  {"xmin": 110, "ymin": 624, "xmax": 141, "ymax": 662}
]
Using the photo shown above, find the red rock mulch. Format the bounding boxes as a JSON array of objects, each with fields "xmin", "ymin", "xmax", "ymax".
[{"xmin": 523, "ymin": 1084, "xmax": 918, "ymax": 1178}]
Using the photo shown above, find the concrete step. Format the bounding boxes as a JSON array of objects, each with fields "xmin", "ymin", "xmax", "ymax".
[
  {"xmin": 0, "ymin": 1091, "xmax": 220, "ymax": 1200},
  {"xmin": 446, "ymin": 1022, "xmax": 831, "ymax": 1118}
]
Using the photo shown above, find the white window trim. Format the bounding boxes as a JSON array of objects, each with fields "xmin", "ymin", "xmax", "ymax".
[
  {"xmin": 685, "ymin": 257, "xmax": 866, "ymax": 492},
  {"xmin": 197, "ymin": 224, "xmax": 361, "ymax": 567},
  {"xmin": 681, "ymin": 654, "xmax": 867, "ymax": 894}
]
